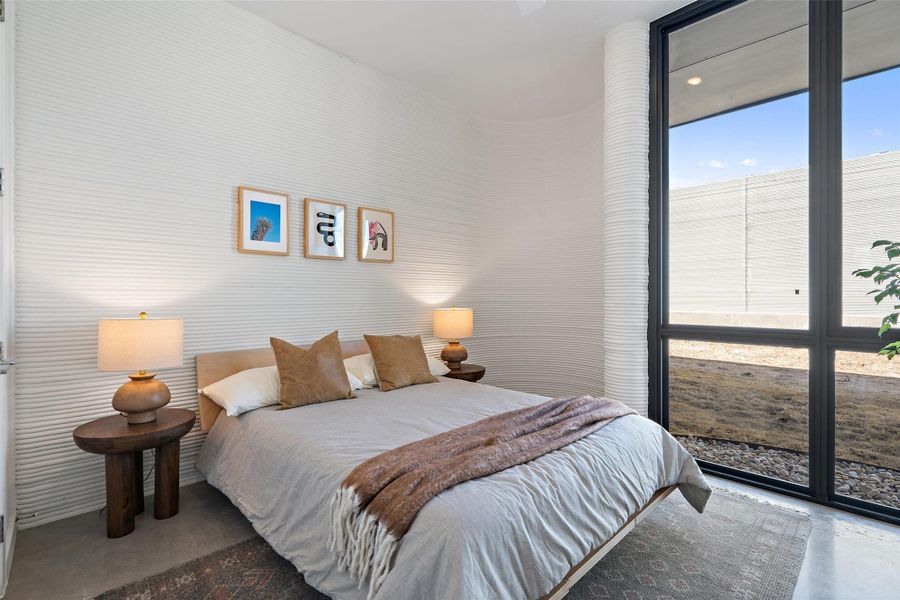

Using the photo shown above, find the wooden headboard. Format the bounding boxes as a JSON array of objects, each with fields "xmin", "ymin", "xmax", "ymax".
[{"xmin": 195, "ymin": 339, "xmax": 370, "ymax": 431}]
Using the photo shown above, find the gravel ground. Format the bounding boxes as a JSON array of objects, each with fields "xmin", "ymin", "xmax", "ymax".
[{"xmin": 677, "ymin": 435, "xmax": 900, "ymax": 510}]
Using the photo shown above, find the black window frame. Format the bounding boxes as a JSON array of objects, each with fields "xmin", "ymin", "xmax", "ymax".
[{"xmin": 649, "ymin": 0, "xmax": 900, "ymax": 525}]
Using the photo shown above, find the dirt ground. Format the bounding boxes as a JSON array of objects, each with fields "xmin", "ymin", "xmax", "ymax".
[{"xmin": 668, "ymin": 342, "xmax": 899, "ymax": 471}]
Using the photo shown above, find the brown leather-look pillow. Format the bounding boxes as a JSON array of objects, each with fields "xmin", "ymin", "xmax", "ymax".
[
  {"xmin": 363, "ymin": 334, "xmax": 438, "ymax": 392},
  {"xmin": 270, "ymin": 331, "xmax": 355, "ymax": 409}
]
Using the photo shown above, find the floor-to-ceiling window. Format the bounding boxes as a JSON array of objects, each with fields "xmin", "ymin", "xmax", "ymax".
[
  {"xmin": 650, "ymin": 0, "xmax": 899, "ymax": 523},
  {"xmin": 836, "ymin": 0, "xmax": 900, "ymax": 511}
]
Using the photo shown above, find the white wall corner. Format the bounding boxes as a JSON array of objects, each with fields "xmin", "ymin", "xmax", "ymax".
[{"xmin": 601, "ymin": 20, "xmax": 650, "ymax": 415}]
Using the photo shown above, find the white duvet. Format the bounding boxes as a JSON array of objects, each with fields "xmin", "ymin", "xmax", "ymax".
[{"xmin": 197, "ymin": 378, "xmax": 711, "ymax": 600}]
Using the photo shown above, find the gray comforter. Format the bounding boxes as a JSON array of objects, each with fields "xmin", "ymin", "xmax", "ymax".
[{"xmin": 197, "ymin": 378, "xmax": 711, "ymax": 600}]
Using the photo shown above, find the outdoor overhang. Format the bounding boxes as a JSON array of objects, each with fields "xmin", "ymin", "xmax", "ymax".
[{"xmin": 669, "ymin": 0, "xmax": 900, "ymax": 127}]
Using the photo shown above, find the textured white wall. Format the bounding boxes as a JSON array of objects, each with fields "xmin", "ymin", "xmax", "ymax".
[
  {"xmin": 670, "ymin": 151, "xmax": 900, "ymax": 327},
  {"xmin": 13, "ymin": 1, "xmax": 488, "ymax": 528},
  {"xmin": 602, "ymin": 21, "xmax": 650, "ymax": 415},
  {"xmin": 670, "ymin": 179, "xmax": 748, "ymax": 315},
  {"xmin": 13, "ymin": 0, "xmax": 613, "ymax": 528},
  {"xmin": 468, "ymin": 105, "xmax": 606, "ymax": 399}
]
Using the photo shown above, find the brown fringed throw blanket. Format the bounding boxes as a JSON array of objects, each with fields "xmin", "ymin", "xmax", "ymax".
[{"xmin": 329, "ymin": 395, "xmax": 635, "ymax": 598}]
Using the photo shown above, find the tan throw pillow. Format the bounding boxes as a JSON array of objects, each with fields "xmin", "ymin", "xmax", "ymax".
[
  {"xmin": 363, "ymin": 334, "xmax": 438, "ymax": 392},
  {"xmin": 270, "ymin": 332, "xmax": 355, "ymax": 409}
]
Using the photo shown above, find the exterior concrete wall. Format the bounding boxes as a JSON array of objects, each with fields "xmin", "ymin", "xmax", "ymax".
[{"xmin": 670, "ymin": 151, "xmax": 900, "ymax": 328}]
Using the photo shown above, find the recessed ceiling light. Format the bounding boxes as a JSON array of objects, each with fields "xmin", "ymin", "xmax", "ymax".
[{"xmin": 687, "ymin": 76, "xmax": 703, "ymax": 86}]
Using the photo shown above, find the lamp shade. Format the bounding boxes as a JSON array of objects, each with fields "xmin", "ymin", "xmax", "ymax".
[
  {"xmin": 98, "ymin": 317, "xmax": 184, "ymax": 372},
  {"xmin": 433, "ymin": 307, "xmax": 474, "ymax": 340}
]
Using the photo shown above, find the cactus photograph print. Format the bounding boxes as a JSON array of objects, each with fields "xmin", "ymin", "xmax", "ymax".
[
  {"xmin": 238, "ymin": 186, "xmax": 289, "ymax": 255},
  {"xmin": 304, "ymin": 198, "xmax": 347, "ymax": 260},
  {"xmin": 358, "ymin": 207, "xmax": 395, "ymax": 263}
]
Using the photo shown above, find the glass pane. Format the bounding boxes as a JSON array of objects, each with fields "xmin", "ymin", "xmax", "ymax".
[
  {"xmin": 842, "ymin": 1, "xmax": 900, "ymax": 327},
  {"xmin": 667, "ymin": 0, "xmax": 809, "ymax": 329},
  {"xmin": 834, "ymin": 351, "xmax": 899, "ymax": 509},
  {"xmin": 669, "ymin": 340, "xmax": 809, "ymax": 485}
]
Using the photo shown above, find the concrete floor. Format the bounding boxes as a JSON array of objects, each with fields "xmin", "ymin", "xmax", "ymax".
[
  {"xmin": 3, "ymin": 476, "xmax": 899, "ymax": 600},
  {"xmin": 711, "ymin": 478, "xmax": 900, "ymax": 600},
  {"xmin": 5, "ymin": 483, "xmax": 256, "ymax": 600}
]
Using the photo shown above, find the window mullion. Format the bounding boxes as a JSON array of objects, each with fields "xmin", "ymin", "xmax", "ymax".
[{"xmin": 808, "ymin": 0, "xmax": 842, "ymax": 503}]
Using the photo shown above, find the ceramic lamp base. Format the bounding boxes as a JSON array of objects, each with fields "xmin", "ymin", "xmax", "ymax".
[
  {"xmin": 441, "ymin": 341, "xmax": 468, "ymax": 370},
  {"xmin": 112, "ymin": 372, "xmax": 171, "ymax": 424}
]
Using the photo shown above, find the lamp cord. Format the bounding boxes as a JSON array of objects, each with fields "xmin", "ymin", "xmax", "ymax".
[{"xmin": 144, "ymin": 449, "xmax": 156, "ymax": 482}]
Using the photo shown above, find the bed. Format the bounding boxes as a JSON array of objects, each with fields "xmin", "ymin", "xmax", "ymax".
[{"xmin": 195, "ymin": 342, "xmax": 711, "ymax": 600}]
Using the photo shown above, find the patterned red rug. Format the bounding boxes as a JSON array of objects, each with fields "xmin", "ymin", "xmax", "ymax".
[
  {"xmin": 94, "ymin": 490, "xmax": 810, "ymax": 600},
  {"xmin": 93, "ymin": 537, "xmax": 327, "ymax": 600}
]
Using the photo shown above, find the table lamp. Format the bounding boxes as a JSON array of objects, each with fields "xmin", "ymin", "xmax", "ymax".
[
  {"xmin": 433, "ymin": 307, "xmax": 474, "ymax": 369},
  {"xmin": 98, "ymin": 312, "xmax": 184, "ymax": 424}
]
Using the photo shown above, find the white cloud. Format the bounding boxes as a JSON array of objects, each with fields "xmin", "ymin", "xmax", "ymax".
[
  {"xmin": 740, "ymin": 158, "xmax": 759, "ymax": 167},
  {"xmin": 872, "ymin": 128, "xmax": 884, "ymax": 137},
  {"xmin": 708, "ymin": 159, "xmax": 728, "ymax": 169},
  {"xmin": 697, "ymin": 161, "xmax": 705, "ymax": 167}
]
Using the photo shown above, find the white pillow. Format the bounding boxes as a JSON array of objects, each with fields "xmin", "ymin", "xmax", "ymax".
[
  {"xmin": 344, "ymin": 353, "xmax": 378, "ymax": 388},
  {"xmin": 344, "ymin": 352, "xmax": 450, "ymax": 387},
  {"xmin": 202, "ymin": 363, "xmax": 364, "ymax": 414},
  {"xmin": 346, "ymin": 369, "xmax": 365, "ymax": 391},
  {"xmin": 427, "ymin": 355, "xmax": 451, "ymax": 376},
  {"xmin": 200, "ymin": 365, "xmax": 280, "ymax": 417}
]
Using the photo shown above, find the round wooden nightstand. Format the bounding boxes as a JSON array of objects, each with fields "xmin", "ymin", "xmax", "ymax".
[
  {"xmin": 443, "ymin": 363, "xmax": 486, "ymax": 383},
  {"xmin": 73, "ymin": 408, "xmax": 196, "ymax": 538}
]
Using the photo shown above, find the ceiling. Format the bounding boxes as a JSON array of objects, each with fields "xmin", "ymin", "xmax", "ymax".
[
  {"xmin": 234, "ymin": 0, "xmax": 691, "ymax": 121},
  {"xmin": 669, "ymin": 0, "xmax": 900, "ymax": 126}
]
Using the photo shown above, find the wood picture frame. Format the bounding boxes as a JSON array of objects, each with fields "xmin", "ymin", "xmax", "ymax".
[
  {"xmin": 237, "ymin": 186, "xmax": 290, "ymax": 256},
  {"xmin": 358, "ymin": 206, "xmax": 395, "ymax": 263},
  {"xmin": 304, "ymin": 198, "xmax": 347, "ymax": 260}
]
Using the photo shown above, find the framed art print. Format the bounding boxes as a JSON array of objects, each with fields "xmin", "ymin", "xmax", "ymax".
[
  {"xmin": 304, "ymin": 198, "xmax": 347, "ymax": 260},
  {"xmin": 238, "ymin": 186, "xmax": 289, "ymax": 255},
  {"xmin": 358, "ymin": 206, "xmax": 395, "ymax": 263}
]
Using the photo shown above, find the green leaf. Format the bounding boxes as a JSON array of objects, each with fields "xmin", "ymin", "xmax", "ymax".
[
  {"xmin": 856, "ymin": 241, "xmax": 900, "ymax": 355},
  {"xmin": 878, "ymin": 341, "xmax": 900, "ymax": 360}
]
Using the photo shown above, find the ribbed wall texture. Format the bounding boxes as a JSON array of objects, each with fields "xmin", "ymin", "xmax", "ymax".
[
  {"xmin": 670, "ymin": 150, "xmax": 900, "ymax": 327},
  {"xmin": 468, "ymin": 105, "xmax": 605, "ymax": 399},
  {"xmin": 13, "ymin": 0, "xmax": 614, "ymax": 528},
  {"xmin": 841, "ymin": 151, "xmax": 900, "ymax": 321},
  {"xmin": 13, "ymin": 1, "xmax": 488, "ymax": 528},
  {"xmin": 601, "ymin": 22, "xmax": 650, "ymax": 415}
]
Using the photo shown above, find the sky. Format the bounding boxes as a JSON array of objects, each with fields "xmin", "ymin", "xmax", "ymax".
[{"xmin": 669, "ymin": 66, "xmax": 900, "ymax": 190}]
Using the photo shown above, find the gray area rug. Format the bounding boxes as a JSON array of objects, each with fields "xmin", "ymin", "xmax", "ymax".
[
  {"xmin": 566, "ymin": 489, "xmax": 811, "ymax": 600},
  {"xmin": 95, "ymin": 488, "xmax": 811, "ymax": 600}
]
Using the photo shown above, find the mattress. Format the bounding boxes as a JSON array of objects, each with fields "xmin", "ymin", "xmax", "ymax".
[{"xmin": 197, "ymin": 377, "xmax": 711, "ymax": 600}]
